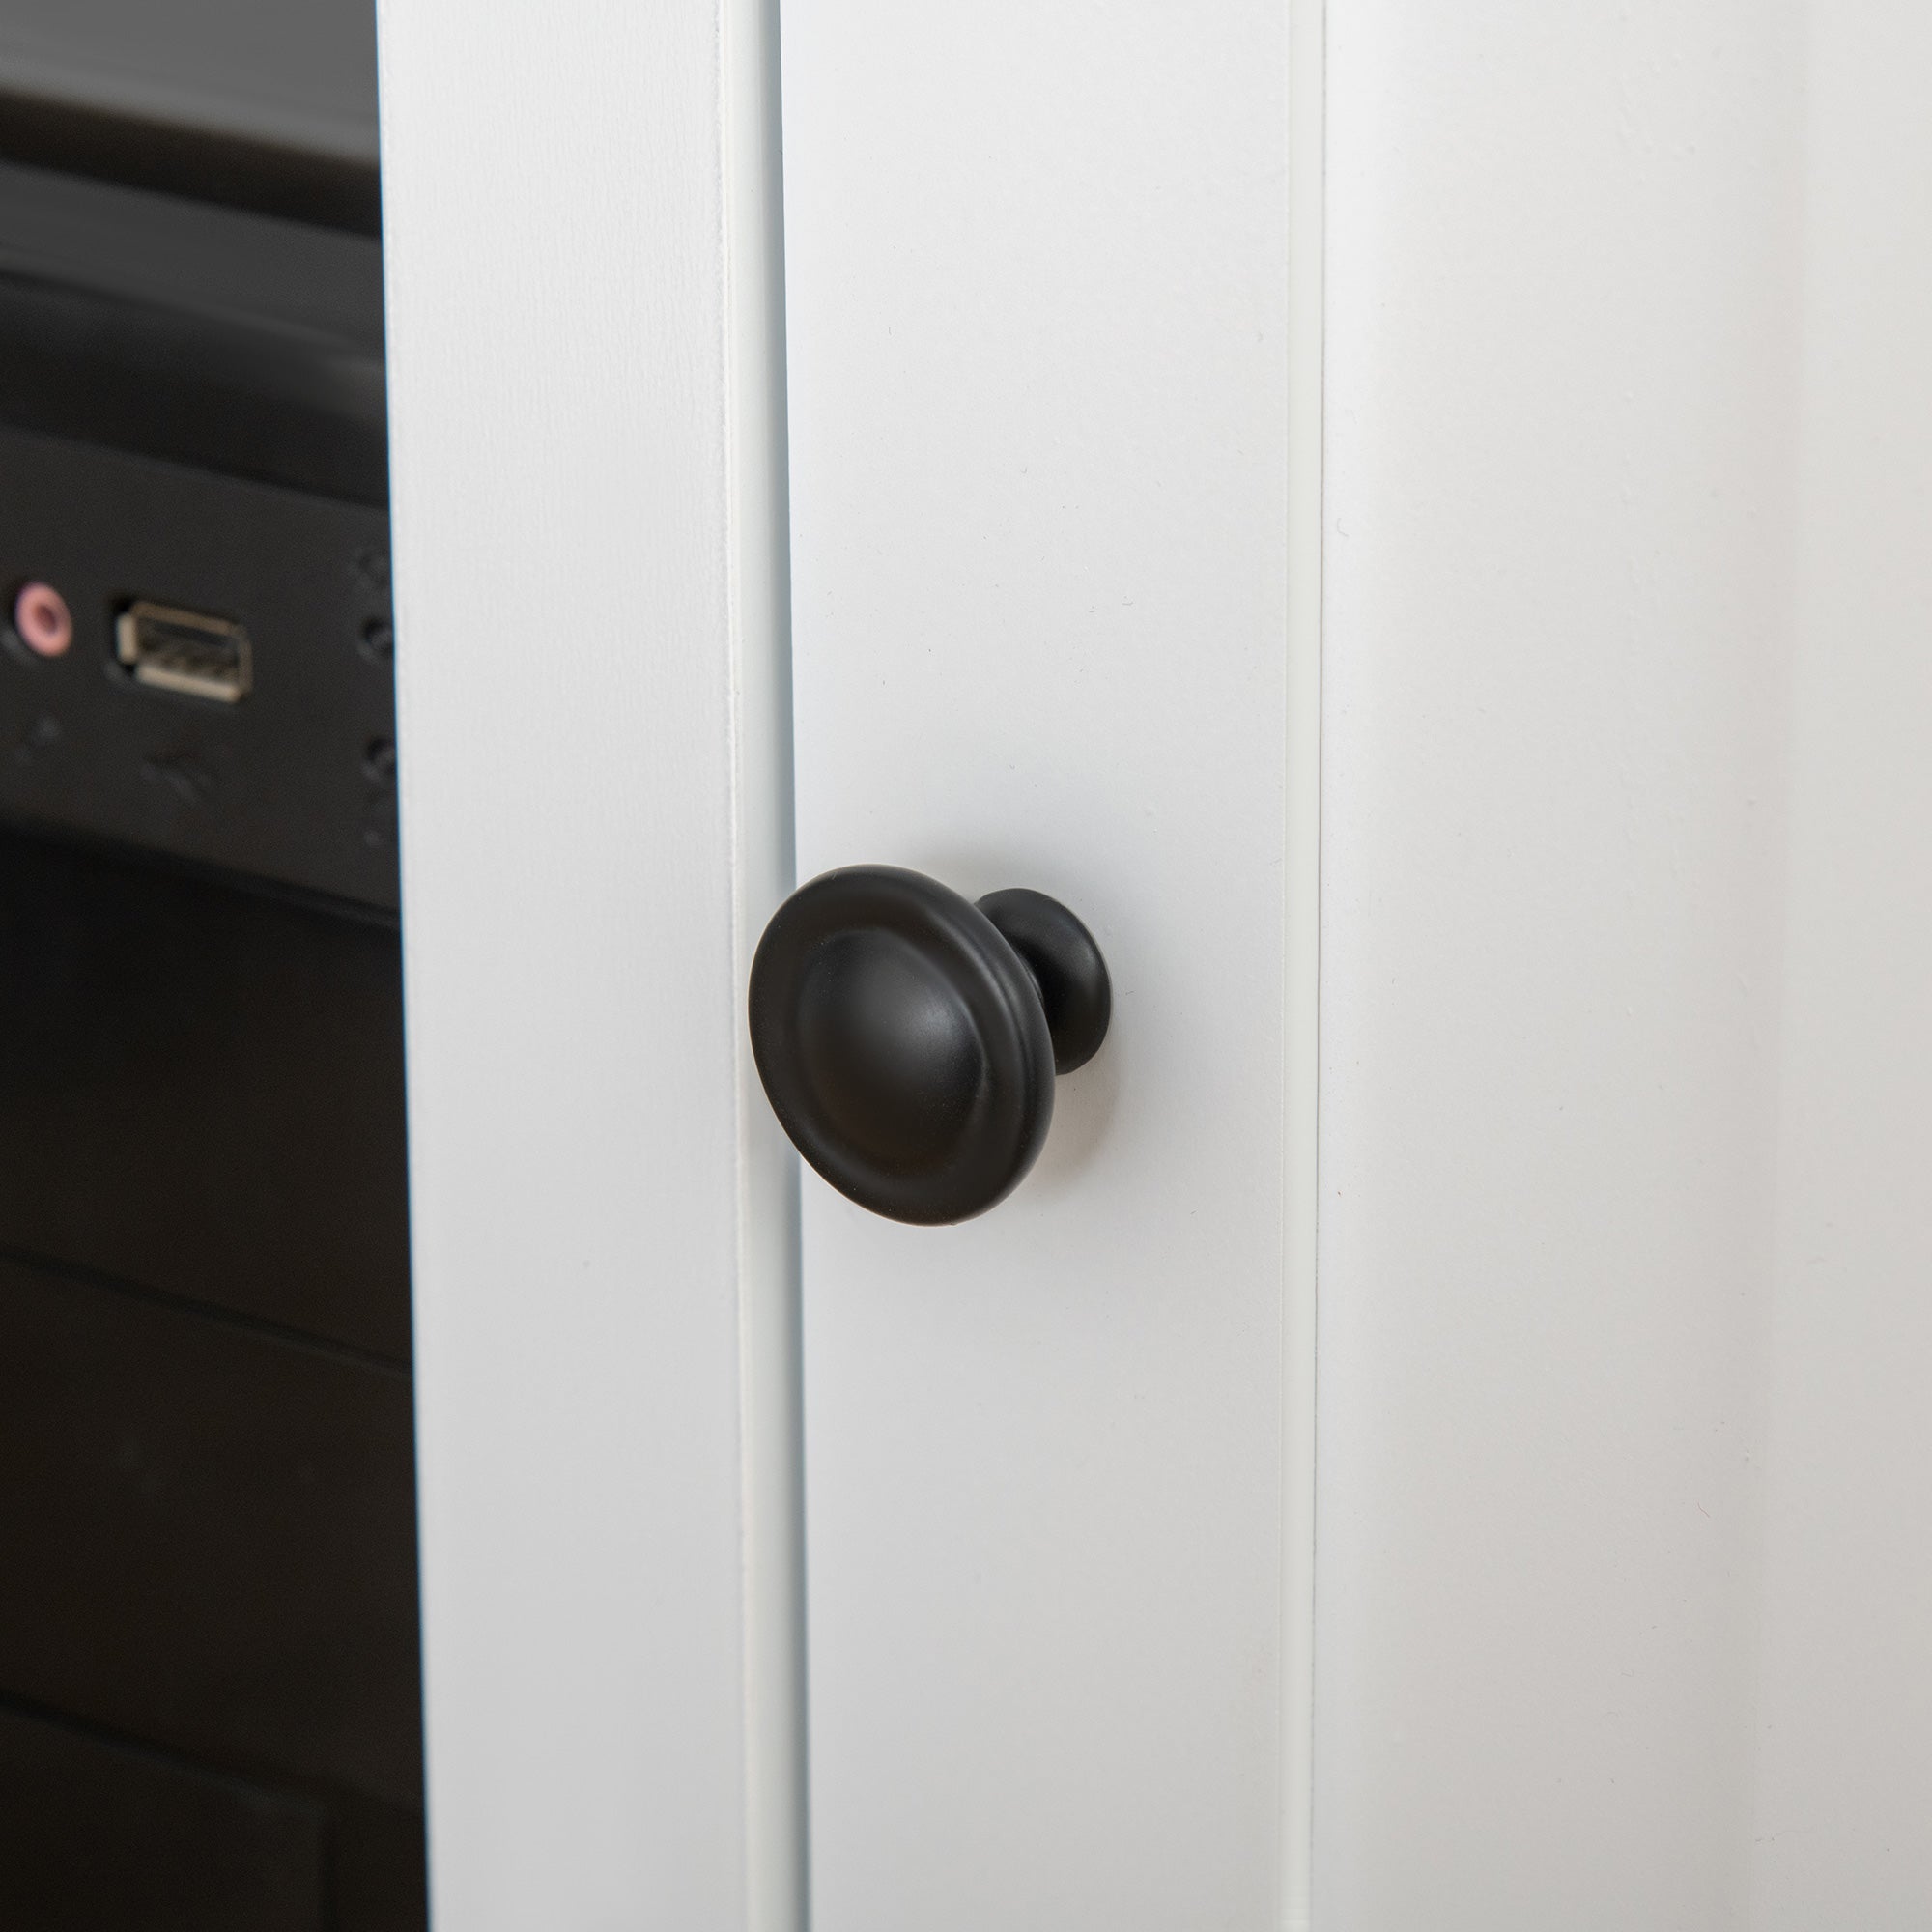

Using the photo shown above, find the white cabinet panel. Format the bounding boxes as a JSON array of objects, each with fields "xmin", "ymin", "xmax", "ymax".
[
  {"xmin": 1319, "ymin": 3, "xmax": 1932, "ymax": 1924},
  {"xmin": 780, "ymin": 2, "xmax": 1315, "ymax": 1924},
  {"xmin": 1750, "ymin": 4, "xmax": 1932, "ymax": 1918}
]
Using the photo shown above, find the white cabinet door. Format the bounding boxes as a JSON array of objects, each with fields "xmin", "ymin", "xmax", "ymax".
[
  {"xmin": 384, "ymin": 0, "xmax": 1317, "ymax": 1922},
  {"xmin": 382, "ymin": 1, "xmax": 1932, "ymax": 1927},
  {"xmin": 778, "ymin": 3, "xmax": 1318, "ymax": 1926}
]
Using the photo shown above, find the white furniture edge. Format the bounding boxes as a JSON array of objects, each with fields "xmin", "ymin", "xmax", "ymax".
[
  {"xmin": 377, "ymin": 0, "xmax": 803, "ymax": 1919},
  {"xmin": 1283, "ymin": 5, "xmax": 1324, "ymax": 1922}
]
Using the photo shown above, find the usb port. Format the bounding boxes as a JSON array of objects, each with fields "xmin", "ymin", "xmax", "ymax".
[{"xmin": 116, "ymin": 601, "xmax": 251, "ymax": 704}]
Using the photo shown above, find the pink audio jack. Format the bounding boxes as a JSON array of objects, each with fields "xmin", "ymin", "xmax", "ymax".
[{"xmin": 13, "ymin": 582, "xmax": 73, "ymax": 659}]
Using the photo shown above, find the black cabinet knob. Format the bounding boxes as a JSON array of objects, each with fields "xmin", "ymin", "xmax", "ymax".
[{"xmin": 749, "ymin": 866, "xmax": 1111, "ymax": 1224}]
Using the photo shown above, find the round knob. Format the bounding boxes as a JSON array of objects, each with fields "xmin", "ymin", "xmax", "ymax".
[{"xmin": 748, "ymin": 865, "xmax": 1110, "ymax": 1224}]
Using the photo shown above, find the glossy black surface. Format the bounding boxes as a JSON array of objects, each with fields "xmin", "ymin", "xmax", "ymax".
[
  {"xmin": 0, "ymin": 90, "xmax": 383, "ymax": 235},
  {"xmin": 0, "ymin": 426, "xmax": 400, "ymax": 910},
  {"xmin": 0, "ymin": 829, "xmax": 424, "ymax": 1930},
  {"xmin": 0, "ymin": 1701, "xmax": 427, "ymax": 1932},
  {"xmin": 0, "ymin": 159, "xmax": 386, "ymax": 502},
  {"xmin": 0, "ymin": 1250, "xmax": 421, "ymax": 1804},
  {"xmin": 0, "ymin": 833, "xmax": 412, "ymax": 1357},
  {"xmin": 0, "ymin": 1706, "xmax": 327, "ymax": 1932},
  {"xmin": 0, "ymin": 78, "xmax": 419, "ymax": 1932},
  {"xmin": 750, "ymin": 866, "xmax": 1110, "ymax": 1224}
]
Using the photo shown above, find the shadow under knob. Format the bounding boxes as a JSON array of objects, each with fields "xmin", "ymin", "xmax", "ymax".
[{"xmin": 748, "ymin": 865, "xmax": 1110, "ymax": 1224}]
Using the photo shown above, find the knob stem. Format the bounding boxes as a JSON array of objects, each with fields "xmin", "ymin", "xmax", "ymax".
[{"xmin": 977, "ymin": 889, "xmax": 1111, "ymax": 1074}]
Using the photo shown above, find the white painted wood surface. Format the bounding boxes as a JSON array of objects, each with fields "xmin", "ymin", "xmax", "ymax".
[
  {"xmin": 384, "ymin": 0, "xmax": 1932, "ymax": 1919},
  {"xmin": 780, "ymin": 2, "xmax": 1319, "ymax": 1924},
  {"xmin": 376, "ymin": 0, "xmax": 801, "ymax": 1925},
  {"xmin": 1319, "ymin": 2, "xmax": 1932, "ymax": 1922},
  {"xmin": 1749, "ymin": 6, "xmax": 1932, "ymax": 1916}
]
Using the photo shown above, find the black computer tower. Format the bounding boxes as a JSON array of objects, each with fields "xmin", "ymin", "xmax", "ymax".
[{"xmin": 0, "ymin": 143, "xmax": 424, "ymax": 1932}]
